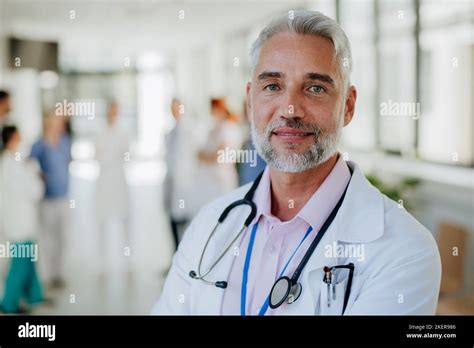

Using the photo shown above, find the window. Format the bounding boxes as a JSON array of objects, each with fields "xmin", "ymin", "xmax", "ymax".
[
  {"xmin": 418, "ymin": 0, "xmax": 473, "ymax": 165},
  {"xmin": 336, "ymin": 0, "xmax": 473, "ymax": 166}
]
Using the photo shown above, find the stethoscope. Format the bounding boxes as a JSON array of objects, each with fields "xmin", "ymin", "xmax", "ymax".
[
  {"xmin": 188, "ymin": 171, "xmax": 263, "ymax": 289},
  {"xmin": 189, "ymin": 166, "xmax": 354, "ymax": 315}
]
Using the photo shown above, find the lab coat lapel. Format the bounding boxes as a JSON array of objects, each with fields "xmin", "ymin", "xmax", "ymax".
[{"xmin": 282, "ymin": 161, "xmax": 385, "ymax": 314}]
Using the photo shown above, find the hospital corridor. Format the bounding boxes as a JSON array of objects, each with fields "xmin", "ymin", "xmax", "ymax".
[
  {"xmin": 28, "ymin": 159, "xmax": 172, "ymax": 314},
  {"xmin": 0, "ymin": 0, "xmax": 473, "ymax": 319}
]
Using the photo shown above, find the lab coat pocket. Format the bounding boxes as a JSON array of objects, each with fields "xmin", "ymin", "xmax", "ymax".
[{"xmin": 319, "ymin": 277, "xmax": 348, "ymax": 315}]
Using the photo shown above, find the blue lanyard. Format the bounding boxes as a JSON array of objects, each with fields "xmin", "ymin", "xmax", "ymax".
[{"xmin": 240, "ymin": 222, "xmax": 313, "ymax": 316}]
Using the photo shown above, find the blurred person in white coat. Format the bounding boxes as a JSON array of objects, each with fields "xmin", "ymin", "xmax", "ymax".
[
  {"xmin": 164, "ymin": 98, "xmax": 200, "ymax": 250},
  {"xmin": 193, "ymin": 98, "xmax": 243, "ymax": 208},
  {"xmin": 0, "ymin": 126, "xmax": 45, "ymax": 313},
  {"xmin": 94, "ymin": 102, "xmax": 130, "ymax": 270}
]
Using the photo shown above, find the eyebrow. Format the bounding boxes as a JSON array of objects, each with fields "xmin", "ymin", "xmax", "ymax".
[
  {"xmin": 257, "ymin": 71, "xmax": 335, "ymax": 86},
  {"xmin": 306, "ymin": 72, "xmax": 335, "ymax": 85},
  {"xmin": 257, "ymin": 71, "xmax": 283, "ymax": 80}
]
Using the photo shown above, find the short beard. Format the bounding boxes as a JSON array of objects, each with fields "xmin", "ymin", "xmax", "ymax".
[{"xmin": 251, "ymin": 116, "xmax": 342, "ymax": 173}]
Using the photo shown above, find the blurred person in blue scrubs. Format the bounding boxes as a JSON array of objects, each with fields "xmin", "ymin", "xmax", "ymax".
[
  {"xmin": 30, "ymin": 114, "xmax": 71, "ymax": 289},
  {"xmin": 0, "ymin": 126, "xmax": 45, "ymax": 313},
  {"xmin": 237, "ymin": 100, "xmax": 266, "ymax": 185},
  {"xmin": 238, "ymin": 141, "xmax": 266, "ymax": 185}
]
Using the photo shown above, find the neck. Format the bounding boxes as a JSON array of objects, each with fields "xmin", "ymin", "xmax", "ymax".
[
  {"xmin": 44, "ymin": 133, "xmax": 60, "ymax": 145},
  {"xmin": 269, "ymin": 153, "xmax": 339, "ymax": 222},
  {"xmin": 3, "ymin": 147, "xmax": 16, "ymax": 154}
]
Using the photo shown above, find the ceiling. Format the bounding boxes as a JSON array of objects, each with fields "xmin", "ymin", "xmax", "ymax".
[{"xmin": 1, "ymin": 0, "xmax": 310, "ymax": 71}]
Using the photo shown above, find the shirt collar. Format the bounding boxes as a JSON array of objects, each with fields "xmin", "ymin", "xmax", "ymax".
[{"xmin": 251, "ymin": 155, "xmax": 351, "ymax": 231}]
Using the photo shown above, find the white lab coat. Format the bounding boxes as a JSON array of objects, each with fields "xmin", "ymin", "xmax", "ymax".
[
  {"xmin": 0, "ymin": 151, "xmax": 43, "ymax": 242},
  {"xmin": 164, "ymin": 117, "xmax": 200, "ymax": 220},
  {"xmin": 191, "ymin": 120, "xmax": 243, "ymax": 210},
  {"xmin": 95, "ymin": 125, "xmax": 129, "ymax": 222},
  {"xmin": 152, "ymin": 161, "xmax": 441, "ymax": 315}
]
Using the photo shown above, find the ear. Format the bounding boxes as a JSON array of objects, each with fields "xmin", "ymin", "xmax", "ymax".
[
  {"xmin": 245, "ymin": 81, "xmax": 252, "ymax": 122},
  {"xmin": 343, "ymin": 86, "xmax": 357, "ymax": 127}
]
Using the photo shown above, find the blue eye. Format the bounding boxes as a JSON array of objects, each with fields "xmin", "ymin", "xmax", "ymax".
[
  {"xmin": 309, "ymin": 85, "xmax": 325, "ymax": 93},
  {"xmin": 264, "ymin": 84, "xmax": 280, "ymax": 92}
]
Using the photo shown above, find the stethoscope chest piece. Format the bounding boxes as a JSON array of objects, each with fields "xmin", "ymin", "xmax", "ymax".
[
  {"xmin": 269, "ymin": 276, "xmax": 302, "ymax": 309},
  {"xmin": 287, "ymin": 282, "xmax": 302, "ymax": 304}
]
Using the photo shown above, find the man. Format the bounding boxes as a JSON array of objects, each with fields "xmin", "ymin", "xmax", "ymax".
[
  {"xmin": 152, "ymin": 10, "xmax": 441, "ymax": 315},
  {"xmin": 30, "ymin": 115, "xmax": 71, "ymax": 289}
]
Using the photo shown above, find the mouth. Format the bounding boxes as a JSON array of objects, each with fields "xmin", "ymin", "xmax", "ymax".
[{"xmin": 271, "ymin": 127, "xmax": 314, "ymax": 142}]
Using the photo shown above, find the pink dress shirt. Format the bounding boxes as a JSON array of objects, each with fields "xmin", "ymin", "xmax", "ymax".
[{"xmin": 221, "ymin": 156, "xmax": 351, "ymax": 315}]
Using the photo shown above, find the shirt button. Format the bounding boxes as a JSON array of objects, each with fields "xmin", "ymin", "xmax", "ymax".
[{"xmin": 269, "ymin": 245, "xmax": 276, "ymax": 253}]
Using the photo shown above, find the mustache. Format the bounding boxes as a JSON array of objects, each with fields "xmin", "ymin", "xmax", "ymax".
[{"xmin": 266, "ymin": 118, "xmax": 323, "ymax": 136}]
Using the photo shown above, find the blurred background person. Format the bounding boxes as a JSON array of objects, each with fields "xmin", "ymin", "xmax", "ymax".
[
  {"xmin": 0, "ymin": 126, "xmax": 45, "ymax": 313},
  {"xmin": 0, "ymin": 89, "xmax": 12, "ymax": 282},
  {"xmin": 237, "ymin": 99, "xmax": 266, "ymax": 185},
  {"xmin": 0, "ymin": 90, "xmax": 11, "ymax": 127},
  {"xmin": 30, "ymin": 114, "xmax": 72, "ymax": 289},
  {"xmin": 94, "ymin": 101, "xmax": 130, "ymax": 271},
  {"xmin": 193, "ymin": 98, "xmax": 243, "ymax": 207},
  {"xmin": 163, "ymin": 98, "xmax": 199, "ymax": 250}
]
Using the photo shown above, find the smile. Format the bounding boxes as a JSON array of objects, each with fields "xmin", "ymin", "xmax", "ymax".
[{"xmin": 272, "ymin": 127, "xmax": 314, "ymax": 140}]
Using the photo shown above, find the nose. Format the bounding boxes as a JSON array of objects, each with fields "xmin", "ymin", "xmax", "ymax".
[{"xmin": 279, "ymin": 87, "xmax": 304, "ymax": 120}]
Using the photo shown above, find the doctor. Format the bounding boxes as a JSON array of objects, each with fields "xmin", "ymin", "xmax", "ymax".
[{"xmin": 152, "ymin": 10, "xmax": 441, "ymax": 315}]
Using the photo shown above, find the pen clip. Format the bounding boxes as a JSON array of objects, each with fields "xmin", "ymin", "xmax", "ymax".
[
  {"xmin": 323, "ymin": 266, "xmax": 332, "ymax": 307},
  {"xmin": 332, "ymin": 271, "xmax": 337, "ymax": 300}
]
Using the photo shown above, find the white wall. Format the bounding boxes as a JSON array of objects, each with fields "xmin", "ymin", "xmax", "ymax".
[
  {"xmin": 4, "ymin": 68, "xmax": 42, "ymax": 151},
  {"xmin": 413, "ymin": 180, "xmax": 474, "ymax": 293}
]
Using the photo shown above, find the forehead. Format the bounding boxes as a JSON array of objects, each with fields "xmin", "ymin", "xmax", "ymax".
[{"xmin": 254, "ymin": 32, "xmax": 339, "ymax": 81}]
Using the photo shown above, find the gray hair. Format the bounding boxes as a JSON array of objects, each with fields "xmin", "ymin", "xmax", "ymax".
[{"xmin": 250, "ymin": 10, "xmax": 353, "ymax": 91}]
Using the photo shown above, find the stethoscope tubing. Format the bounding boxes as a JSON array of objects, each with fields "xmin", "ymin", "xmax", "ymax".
[
  {"xmin": 189, "ymin": 165, "xmax": 355, "ymax": 314},
  {"xmin": 190, "ymin": 171, "xmax": 264, "ymax": 285}
]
